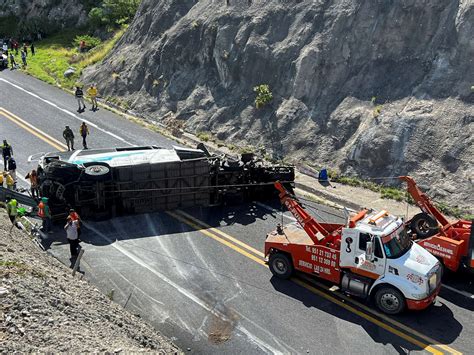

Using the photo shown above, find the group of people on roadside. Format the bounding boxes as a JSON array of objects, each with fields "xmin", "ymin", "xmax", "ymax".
[
  {"xmin": 2, "ymin": 137, "xmax": 82, "ymax": 261},
  {"xmin": 1, "ymin": 40, "xmax": 34, "ymax": 69}
]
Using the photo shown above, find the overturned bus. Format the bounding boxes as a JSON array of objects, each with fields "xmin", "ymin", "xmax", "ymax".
[{"xmin": 36, "ymin": 144, "xmax": 295, "ymax": 219}]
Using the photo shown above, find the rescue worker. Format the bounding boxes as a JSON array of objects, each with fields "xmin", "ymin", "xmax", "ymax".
[
  {"xmin": 1, "ymin": 140, "xmax": 13, "ymax": 170},
  {"xmin": 63, "ymin": 126, "xmax": 75, "ymax": 151},
  {"xmin": 4, "ymin": 172, "xmax": 14, "ymax": 190},
  {"xmin": 64, "ymin": 216, "xmax": 80, "ymax": 259},
  {"xmin": 38, "ymin": 197, "xmax": 52, "ymax": 233},
  {"xmin": 6, "ymin": 198, "xmax": 18, "ymax": 224},
  {"xmin": 68, "ymin": 208, "xmax": 81, "ymax": 238},
  {"xmin": 86, "ymin": 84, "xmax": 98, "ymax": 111},
  {"xmin": 7, "ymin": 156, "xmax": 17, "ymax": 190},
  {"xmin": 25, "ymin": 169, "xmax": 39, "ymax": 198},
  {"xmin": 79, "ymin": 122, "xmax": 89, "ymax": 149},
  {"xmin": 75, "ymin": 86, "xmax": 86, "ymax": 113},
  {"xmin": 0, "ymin": 172, "xmax": 3, "ymax": 187}
]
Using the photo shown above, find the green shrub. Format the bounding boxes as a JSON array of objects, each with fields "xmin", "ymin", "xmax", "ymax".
[
  {"xmin": 88, "ymin": 7, "xmax": 108, "ymax": 28},
  {"xmin": 90, "ymin": 0, "xmax": 140, "ymax": 28},
  {"xmin": 197, "ymin": 132, "xmax": 211, "ymax": 142},
  {"xmin": 73, "ymin": 35, "xmax": 102, "ymax": 50},
  {"xmin": 254, "ymin": 84, "xmax": 273, "ymax": 109}
]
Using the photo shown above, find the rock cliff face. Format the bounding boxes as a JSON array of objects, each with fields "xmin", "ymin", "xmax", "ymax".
[
  {"xmin": 83, "ymin": 0, "xmax": 474, "ymax": 208},
  {"xmin": 0, "ymin": 0, "xmax": 88, "ymax": 34}
]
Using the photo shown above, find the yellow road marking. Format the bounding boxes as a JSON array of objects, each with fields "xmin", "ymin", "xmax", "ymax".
[
  {"xmin": 169, "ymin": 211, "xmax": 459, "ymax": 355},
  {"xmin": 0, "ymin": 106, "xmax": 458, "ymax": 354},
  {"xmin": 0, "ymin": 107, "xmax": 67, "ymax": 151},
  {"xmin": 298, "ymin": 274, "xmax": 462, "ymax": 355},
  {"xmin": 167, "ymin": 211, "xmax": 266, "ymax": 266},
  {"xmin": 176, "ymin": 210, "xmax": 265, "ymax": 257},
  {"xmin": 291, "ymin": 278, "xmax": 443, "ymax": 355}
]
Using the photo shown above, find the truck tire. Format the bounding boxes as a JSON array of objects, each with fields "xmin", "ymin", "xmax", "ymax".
[
  {"xmin": 375, "ymin": 287, "xmax": 406, "ymax": 315},
  {"xmin": 411, "ymin": 213, "xmax": 439, "ymax": 238},
  {"xmin": 269, "ymin": 253, "xmax": 293, "ymax": 279},
  {"xmin": 83, "ymin": 162, "xmax": 111, "ymax": 182}
]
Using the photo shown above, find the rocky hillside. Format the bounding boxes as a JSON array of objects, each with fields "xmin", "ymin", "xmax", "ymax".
[
  {"xmin": 83, "ymin": 0, "xmax": 473, "ymax": 209},
  {"xmin": 0, "ymin": 0, "xmax": 88, "ymax": 36},
  {"xmin": 0, "ymin": 212, "xmax": 180, "ymax": 353}
]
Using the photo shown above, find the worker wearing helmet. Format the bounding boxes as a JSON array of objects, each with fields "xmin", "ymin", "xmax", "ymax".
[
  {"xmin": 6, "ymin": 198, "xmax": 18, "ymax": 224},
  {"xmin": 38, "ymin": 197, "xmax": 52, "ymax": 233}
]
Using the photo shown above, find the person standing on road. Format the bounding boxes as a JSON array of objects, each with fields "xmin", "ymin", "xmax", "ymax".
[
  {"xmin": 20, "ymin": 49, "xmax": 27, "ymax": 68},
  {"xmin": 79, "ymin": 122, "xmax": 89, "ymax": 149},
  {"xmin": 9, "ymin": 52, "xmax": 16, "ymax": 69},
  {"xmin": 75, "ymin": 86, "xmax": 86, "ymax": 113},
  {"xmin": 25, "ymin": 169, "xmax": 39, "ymax": 198},
  {"xmin": 64, "ymin": 216, "xmax": 80, "ymax": 259},
  {"xmin": 63, "ymin": 126, "xmax": 75, "ymax": 151},
  {"xmin": 6, "ymin": 198, "xmax": 18, "ymax": 224},
  {"xmin": 1, "ymin": 140, "xmax": 13, "ymax": 170},
  {"xmin": 23, "ymin": 43, "xmax": 27, "ymax": 56},
  {"xmin": 68, "ymin": 208, "xmax": 82, "ymax": 238},
  {"xmin": 38, "ymin": 197, "xmax": 52, "ymax": 233},
  {"xmin": 86, "ymin": 84, "xmax": 98, "ymax": 111},
  {"xmin": 30, "ymin": 42, "xmax": 35, "ymax": 56},
  {"xmin": 7, "ymin": 157, "xmax": 17, "ymax": 190},
  {"xmin": 13, "ymin": 40, "xmax": 18, "ymax": 55}
]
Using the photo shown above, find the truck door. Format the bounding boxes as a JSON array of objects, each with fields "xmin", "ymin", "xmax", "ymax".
[{"xmin": 353, "ymin": 233, "xmax": 386, "ymax": 279}]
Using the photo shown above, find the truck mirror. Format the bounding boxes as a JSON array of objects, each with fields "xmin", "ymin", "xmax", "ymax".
[{"xmin": 365, "ymin": 241, "xmax": 374, "ymax": 262}]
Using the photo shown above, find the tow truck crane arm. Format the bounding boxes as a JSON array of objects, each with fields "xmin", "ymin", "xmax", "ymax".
[
  {"xmin": 399, "ymin": 176, "xmax": 449, "ymax": 227},
  {"xmin": 274, "ymin": 181, "xmax": 368, "ymax": 246},
  {"xmin": 274, "ymin": 181, "xmax": 330, "ymax": 244}
]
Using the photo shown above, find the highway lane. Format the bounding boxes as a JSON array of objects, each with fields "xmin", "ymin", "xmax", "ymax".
[{"xmin": 1, "ymin": 71, "xmax": 473, "ymax": 353}]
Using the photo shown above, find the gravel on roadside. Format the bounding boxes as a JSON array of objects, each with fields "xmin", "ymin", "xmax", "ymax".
[{"xmin": 0, "ymin": 211, "xmax": 181, "ymax": 353}]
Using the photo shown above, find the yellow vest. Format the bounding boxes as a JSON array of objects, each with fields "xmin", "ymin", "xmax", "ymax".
[
  {"xmin": 5, "ymin": 174, "xmax": 14, "ymax": 186},
  {"xmin": 87, "ymin": 87, "xmax": 98, "ymax": 97}
]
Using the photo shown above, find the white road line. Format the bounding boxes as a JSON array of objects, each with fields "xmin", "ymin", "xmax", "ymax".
[
  {"xmin": 0, "ymin": 78, "xmax": 134, "ymax": 147},
  {"xmin": 254, "ymin": 201, "xmax": 296, "ymax": 222},
  {"xmin": 84, "ymin": 223, "xmax": 284, "ymax": 354},
  {"xmin": 442, "ymin": 284, "xmax": 474, "ymax": 299}
]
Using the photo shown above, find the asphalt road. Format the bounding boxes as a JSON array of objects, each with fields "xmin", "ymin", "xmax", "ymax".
[{"xmin": 1, "ymin": 69, "xmax": 474, "ymax": 354}]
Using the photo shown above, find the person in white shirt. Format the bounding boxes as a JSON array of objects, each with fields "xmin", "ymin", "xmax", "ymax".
[{"xmin": 64, "ymin": 217, "xmax": 80, "ymax": 258}]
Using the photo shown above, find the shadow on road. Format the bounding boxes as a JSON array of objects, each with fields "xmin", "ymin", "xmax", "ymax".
[{"xmin": 270, "ymin": 275, "xmax": 463, "ymax": 353}]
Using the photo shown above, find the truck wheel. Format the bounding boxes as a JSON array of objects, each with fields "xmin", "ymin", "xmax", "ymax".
[
  {"xmin": 269, "ymin": 253, "xmax": 293, "ymax": 279},
  {"xmin": 375, "ymin": 287, "xmax": 406, "ymax": 315},
  {"xmin": 83, "ymin": 162, "xmax": 111, "ymax": 182},
  {"xmin": 411, "ymin": 213, "xmax": 438, "ymax": 238}
]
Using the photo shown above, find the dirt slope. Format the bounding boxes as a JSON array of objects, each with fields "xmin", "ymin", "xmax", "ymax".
[
  {"xmin": 0, "ymin": 212, "xmax": 181, "ymax": 353},
  {"xmin": 83, "ymin": 0, "xmax": 473, "ymax": 209}
]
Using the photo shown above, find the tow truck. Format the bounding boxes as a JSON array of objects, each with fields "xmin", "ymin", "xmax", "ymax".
[
  {"xmin": 264, "ymin": 182, "xmax": 442, "ymax": 315},
  {"xmin": 400, "ymin": 176, "xmax": 473, "ymax": 273}
]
